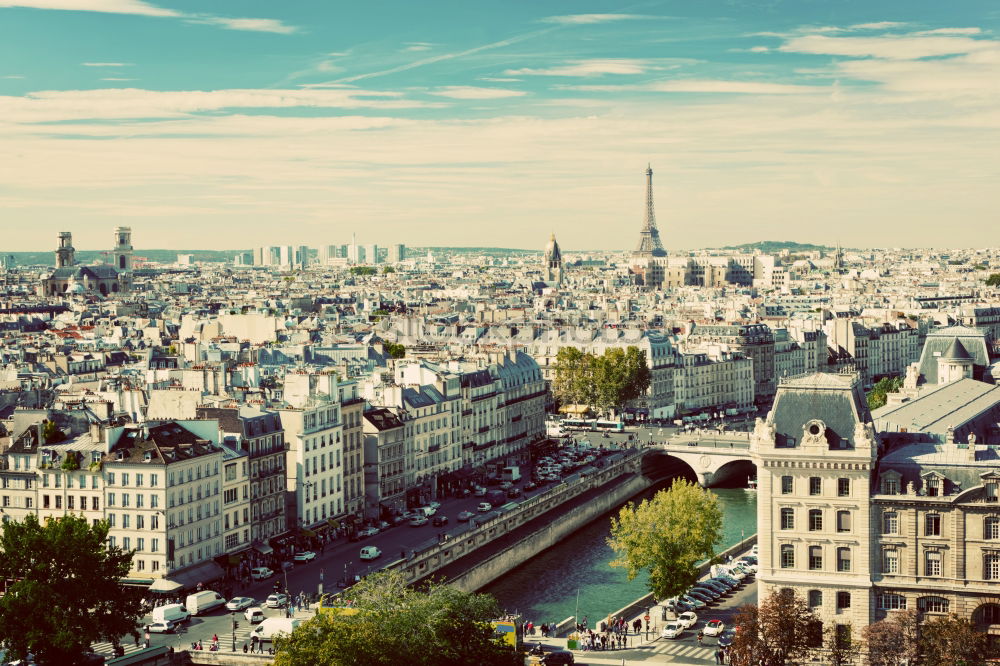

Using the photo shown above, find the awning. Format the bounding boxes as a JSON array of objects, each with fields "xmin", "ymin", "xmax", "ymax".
[
  {"xmin": 327, "ymin": 518, "xmax": 340, "ymax": 529},
  {"xmin": 120, "ymin": 577, "xmax": 154, "ymax": 587},
  {"xmin": 164, "ymin": 560, "xmax": 225, "ymax": 590},
  {"xmin": 301, "ymin": 529, "xmax": 316, "ymax": 537},
  {"xmin": 314, "ymin": 523, "xmax": 331, "ymax": 534},
  {"xmin": 254, "ymin": 543, "xmax": 274, "ymax": 555},
  {"xmin": 149, "ymin": 578, "xmax": 184, "ymax": 593}
]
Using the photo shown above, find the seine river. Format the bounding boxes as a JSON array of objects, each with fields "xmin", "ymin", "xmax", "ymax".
[{"xmin": 481, "ymin": 481, "xmax": 757, "ymax": 626}]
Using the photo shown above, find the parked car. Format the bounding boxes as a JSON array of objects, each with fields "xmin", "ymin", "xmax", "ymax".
[
  {"xmin": 251, "ymin": 567, "xmax": 274, "ymax": 580},
  {"xmin": 499, "ymin": 481, "xmax": 513, "ymax": 490},
  {"xmin": 408, "ymin": 515, "xmax": 429, "ymax": 527},
  {"xmin": 677, "ymin": 611, "xmax": 698, "ymax": 629},
  {"xmin": 226, "ymin": 597, "xmax": 255, "ymax": 611},
  {"xmin": 477, "ymin": 502, "xmax": 492, "ymax": 512},
  {"xmin": 265, "ymin": 593, "xmax": 288, "ymax": 608},
  {"xmin": 432, "ymin": 515, "xmax": 448, "ymax": 526},
  {"xmin": 457, "ymin": 511, "xmax": 475, "ymax": 522},
  {"xmin": 293, "ymin": 551, "xmax": 316, "ymax": 562},
  {"xmin": 699, "ymin": 580, "xmax": 729, "ymax": 595},
  {"xmin": 473, "ymin": 486, "xmax": 487, "ymax": 497},
  {"xmin": 716, "ymin": 574, "xmax": 741, "ymax": 588},
  {"xmin": 523, "ymin": 481, "xmax": 538, "ymax": 491},
  {"xmin": 680, "ymin": 595, "xmax": 706, "ymax": 610},
  {"xmin": 660, "ymin": 621, "xmax": 683, "ymax": 639},
  {"xmin": 687, "ymin": 588, "xmax": 717, "ymax": 603},
  {"xmin": 427, "ymin": 501, "xmax": 441, "ymax": 510},
  {"xmin": 506, "ymin": 487, "xmax": 521, "ymax": 498},
  {"xmin": 359, "ymin": 546, "xmax": 381, "ymax": 560},
  {"xmin": 147, "ymin": 620, "xmax": 176, "ymax": 634},
  {"xmin": 704, "ymin": 619, "xmax": 725, "ymax": 637},
  {"xmin": 357, "ymin": 527, "xmax": 379, "ymax": 538}
]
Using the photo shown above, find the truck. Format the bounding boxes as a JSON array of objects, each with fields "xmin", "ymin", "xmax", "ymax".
[
  {"xmin": 251, "ymin": 617, "xmax": 303, "ymax": 643},
  {"xmin": 501, "ymin": 466, "xmax": 521, "ymax": 483}
]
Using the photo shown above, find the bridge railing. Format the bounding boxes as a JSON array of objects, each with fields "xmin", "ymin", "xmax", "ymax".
[{"xmin": 662, "ymin": 432, "xmax": 752, "ymax": 450}]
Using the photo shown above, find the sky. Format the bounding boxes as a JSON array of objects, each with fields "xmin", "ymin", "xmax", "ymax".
[{"xmin": 1, "ymin": 0, "xmax": 999, "ymax": 252}]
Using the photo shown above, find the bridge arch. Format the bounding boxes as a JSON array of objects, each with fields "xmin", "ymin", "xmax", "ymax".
[
  {"xmin": 711, "ymin": 458, "xmax": 758, "ymax": 488},
  {"xmin": 641, "ymin": 450, "xmax": 698, "ymax": 484}
]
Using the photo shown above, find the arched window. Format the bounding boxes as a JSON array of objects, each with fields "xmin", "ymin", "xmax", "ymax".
[
  {"xmin": 974, "ymin": 603, "xmax": 1000, "ymax": 626},
  {"xmin": 919, "ymin": 597, "xmax": 949, "ymax": 614},
  {"xmin": 780, "ymin": 544, "xmax": 795, "ymax": 568},
  {"xmin": 781, "ymin": 507, "xmax": 794, "ymax": 529}
]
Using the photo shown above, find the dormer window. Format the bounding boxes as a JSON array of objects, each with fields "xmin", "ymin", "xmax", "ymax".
[
  {"xmin": 927, "ymin": 478, "xmax": 940, "ymax": 497},
  {"xmin": 880, "ymin": 470, "xmax": 902, "ymax": 495}
]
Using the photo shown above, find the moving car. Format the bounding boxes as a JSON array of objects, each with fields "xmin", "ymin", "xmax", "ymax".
[
  {"xmin": 477, "ymin": 502, "xmax": 492, "ymax": 512},
  {"xmin": 251, "ymin": 617, "xmax": 303, "ymax": 643},
  {"xmin": 226, "ymin": 597, "xmax": 255, "ymax": 611},
  {"xmin": 357, "ymin": 526, "xmax": 379, "ymax": 538},
  {"xmin": 704, "ymin": 619, "xmax": 725, "ymax": 637},
  {"xmin": 147, "ymin": 620, "xmax": 176, "ymax": 634},
  {"xmin": 151, "ymin": 603, "xmax": 189, "ymax": 625},
  {"xmin": 473, "ymin": 486, "xmax": 487, "ymax": 497},
  {"xmin": 293, "ymin": 551, "xmax": 316, "ymax": 562},
  {"xmin": 677, "ymin": 611, "xmax": 698, "ymax": 629},
  {"xmin": 431, "ymin": 515, "xmax": 448, "ymax": 526},
  {"xmin": 660, "ymin": 621, "xmax": 683, "ymax": 639},
  {"xmin": 523, "ymin": 481, "xmax": 538, "ymax": 491},
  {"xmin": 427, "ymin": 501, "xmax": 441, "ymax": 510},
  {"xmin": 265, "ymin": 593, "xmax": 289, "ymax": 609},
  {"xmin": 499, "ymin": 481, "xmax": 513, "ymax": 490},
  {"xmin": 185, "ymin": 591, "xmax": 226, "ymax": 616},
  {"xmin": 359, "ymin": 546, "xmax": 381, "ymax": 560},
  {"xmin": 245, "ymin": 607, "xmax": 265, "ymax": 624},
  {"xmin": 718, "ymin": 632, "xmax": 734, "ymax": 648},
  {"xmin": 457, "ymin": 511, "xmax": 474, "ymax": 522},
  {"xmin": 251, "ymin": 567, "xmax": 274, "ymax": 580},
  {"xmin": 408, "ymin": 515, "xmax": 429, "ymax": 527},
  {"xmin": 541, "ymin": 650, "xmax": 575, "ymax": 665}
]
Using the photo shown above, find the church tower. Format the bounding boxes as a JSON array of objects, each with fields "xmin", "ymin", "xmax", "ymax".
[
  {"xmin": 544, "ymin": 233, "xmax": 563, "ymax": 286},
  {"xmin": 113, "ymin": 226, "xmax": 133, "ymax": 273},
  {"xmin": 55, "ymin": 232, "xmax": 75, "ymax": 268}
]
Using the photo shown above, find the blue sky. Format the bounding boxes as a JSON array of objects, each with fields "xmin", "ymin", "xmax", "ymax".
[{"xmin": 1, "ymin": 0, "xmax": 998, "ymax": 251}]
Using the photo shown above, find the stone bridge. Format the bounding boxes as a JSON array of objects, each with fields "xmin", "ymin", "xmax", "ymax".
[{"xmin": 640, "ymin": 431, "xmax": 756, "ymax": 487}]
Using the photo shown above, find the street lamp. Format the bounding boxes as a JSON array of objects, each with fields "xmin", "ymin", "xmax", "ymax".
[{"xmin": 230, "ymin": 611, "xmax": 238, "ymax": 652}]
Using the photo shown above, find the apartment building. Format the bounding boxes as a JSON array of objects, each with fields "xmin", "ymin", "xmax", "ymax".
[
  {"xmin": 220, "ymin": 442, "xmax": 250, "ymax": 556},
  {"xmin": 362, "ymin": 407, "xmax": 406, "ymax": 520},
  {"xmin": 672, "ymin": 349, "xmax": 754, "ymax": 416},
  {"xmin": 340, "ymin": 381, "xmax": 366, "ymax": 519},
  {"xmin": 687, "ymin": 323, "xmax": 776, "ymax": 406},
  {"xmin": 278, "ymin": 395, "xmax": 344, "ymax": 532}
]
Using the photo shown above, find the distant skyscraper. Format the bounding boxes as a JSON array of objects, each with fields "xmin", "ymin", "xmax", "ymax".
[
  {"xmin": 634, "ymin": 165, "xmax": 666, "ymax": 257},
  {"xmin": 364, "ymin": 244, "xmax": 379, "ymax": 264},
  {"xmin": 387, "ymin": 244, "xmax": 405, "ymax": 263}
]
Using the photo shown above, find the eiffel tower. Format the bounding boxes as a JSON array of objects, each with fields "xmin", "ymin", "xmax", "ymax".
[{"xmin": 634, "ymin": 164, "xmax": 666, "ymax": 257}]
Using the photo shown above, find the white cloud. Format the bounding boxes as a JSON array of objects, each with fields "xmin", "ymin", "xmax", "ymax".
[
  {"xmin": 480, "ymin": 77, "xmax": 520, "ymax": 82},
  {"xmin": 0, "ymin": 87, "xmax": 441, "ymax": 122},
  {"xmin": 82, "ymin": 62, "xmax": 132, "ymax": 67},
  {"xmin": 0, "ymin": 0, "xmax": 297, "ymax": 33},
  {"xmin": 914, "ymin": 27, "xmax": 982, "ymax": 36},
  {"xmin": 542, "ymin": 14, "xmax": 648, "ymax": 25},
  {"xmin": 427, "ymin": 86, "xmax": 525, "ymax": 99},
  {"xmin": 2, "ymin": 74, "xmax": 25, "ymax": 79},
  {"xmin": 505, "ymin": 58, "xmax": 648, "ymax": 77},
  {"xmin": 849, "ymin": 21, "xmax": 909, "ymax": 30},
  {"xmin": 101, "ymin": 77, "xmax": 135, "ymax": 81},
  {"xmin": 403, "ymin": 42, "xmax": 434, "ymax": 52},
  {"xmin": 566, "ymin": 79, "xmax": 824, "ymax": 94},
  {"xmin": 780, "ymin": 34, "xmax": 996, "ymax": 60}
]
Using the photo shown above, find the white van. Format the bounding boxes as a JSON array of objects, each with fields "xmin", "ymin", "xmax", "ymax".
[
  {"xmin": 185, "ymin": 590, "xmax": 226, "ymax": 616},
  {"xmin": 151, "ymin": 602, "xmax": 190, "ymax": 625},
  {"xmin": 252, "ymin": 617, "xmax": 303, "ymax": 642}
]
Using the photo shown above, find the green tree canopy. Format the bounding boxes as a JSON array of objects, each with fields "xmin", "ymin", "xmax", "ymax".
[
  {"xmin": 867, "ymin": 375, "xmax": 904, "ymax": 410},
  {"xmin": 918, "ymin": 613, "xmax": 995, "ymax": 665},
  {"xmin": 273, "ymin": 570, "xmax": 520, "ymax": 666},
  {"xmin": 0, "ymin": 514, "xmax": 144, "ymax": 665},
  {"xmin": 606, "ymin": 479, "xmax": 722, "ymax": 601},
  {"xmin": 349, "ymin": 266, "xmax": 376, "ymax": 276},
  {"xmin": 861, "ymin": 608, "xmax": 920, "ymax": 666},
  {"xmin": 385, "ymin": 342, "xmax": 406, "ymax": 359},
  {"xmin": 382, "ymin": 265, "xmax": 396, "ymax": 274},
  {"xmin": 987, "ymin": 273, "xmax": 1000, "ymax": 287},
  {"xmin": 728, "ymin": 588, "xmax": 819, "ymax": 666},
  {"xmin": 553, "ymin": 345, "xmax": 650, "ymax": 416}
]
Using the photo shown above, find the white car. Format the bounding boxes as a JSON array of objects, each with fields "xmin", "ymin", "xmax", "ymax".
[
  {"xmin": 427, "ymin": 501, "xmax": 441, "ymax": 510},
  {"xmin": 147, "ymin": 620, "xmax": 176, "ymax": 634},
  {"xmin": 244, "ymin": 607, "xmax": 265, "ymax": 624},
  {"xmin": 408, "ymin": 515, "xmax": 429, "ymax": 527},
  {"xmin": 250, "ymin": 567, "xmax": 274, "ymax": 580},
  {"xmin": 266, "ymin": 593, "xmax": 288, "ymax": 608},
  {"xmin": 357, "ymin": 526, "xmax": 380, "ymax": 538},
  {"xmin": 677, "ymin": 611, "xmax": 698, "ymax": 629},
  {"xmin": 704, "ymin": 619, "xmax": 725, "ymax": 636},
  {"xmin": 225, "ymin": 596, "xmax": 255, "ymax": 611},
  {"xmin": 660, "ymin": 621, "xmax": 683, "ymax": 639},
  {"xmin": 473, "ymin": 486, "xmax": 487, "ymax": 497},
  {"xmin": 359, "ymin": 546, "xmax": 381, "ymax": 560},
  {"xmin": 293, "ymin": 551, "xmax": 316, "ymax": 562},
  {"xmin": 477, "ymin": 502, "xmax": 492, "ymax": 512}
]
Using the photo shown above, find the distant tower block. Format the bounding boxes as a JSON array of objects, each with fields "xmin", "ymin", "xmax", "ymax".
[
  {"xmin": 114, "ymin": 226, "xmax": 133, "ymax": 272},
  {"xmin": 634, "ymin": 165, "xmax": 667, "ymax": 257},
  {"xmin": 55, "ymin": 231, "xmax": 76, "ymax": 268},
  {"xmin": 544, "ymin": 233, "xmax": 564, "ymax": 286}
]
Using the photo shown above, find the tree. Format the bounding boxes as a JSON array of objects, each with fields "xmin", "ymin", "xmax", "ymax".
[
  {"xmin": 592, "ymin": 347, "xmax": 651, "ymax": 416},
  {"xmin": 987, "ymin": 273, "xmax": 1000, "ymax": 287},
  {"xmin": 349, "ymin": 266, "xmax": 376, "ymax": 276},
  {"xmin": 918, "ymin": 613, "xmax": 994, "ymax": 665},
  {"xmin": 273, "ymin": 570, "xmax": 520, "ymax": 666},
  {"xmin": 42, "ymin": 419, "xmax": 64, "ymax": 444},
  {"xmin": 0, "ymin": 514, "xmax": 144, "ymax": 665},
  {"xmin": 606, "ymin": 479, "xmax": 722, "ymax": 602},
  {"xmin": 867, "ymin": 376, "xmax": 904, "ymax": 410},
  {"xmin": 385, "ymin": 343, "xmax": 406, "ymax": 359},
  {"xmin": 382, "ymin": 265, "xmax": 396, "ymax": 274},
  {"xmin": 728, "ymin": 588, "xmax": 818, "ymax": 666},
  {"xmin": 823, "ymin": 623, "xmax": 860, "ymax": 666},
  {"xmin": 552, "ymin": 346, "xmax": 594, "ymax": 411},
  {"xmin": 862, "ymin": 608, "xmax": 919, "ymax": 666}
]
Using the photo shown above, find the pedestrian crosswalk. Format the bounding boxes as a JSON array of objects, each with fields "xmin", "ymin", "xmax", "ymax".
[
  {"xmin": 648, "ymin": 640, "xmax": 716, "ymax": 659},
  {"xmin": 89, "ymin": 640, "xmax": 146, "ymax": 659}
]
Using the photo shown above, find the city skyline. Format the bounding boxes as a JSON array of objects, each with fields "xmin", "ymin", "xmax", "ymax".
[{"xmin": 2, "ymin": 0, "xmax": 999, "ymax": 251}]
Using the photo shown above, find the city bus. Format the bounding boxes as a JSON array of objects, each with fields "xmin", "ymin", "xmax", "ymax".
[
  {"xmin": 594, "ymin": 419, "xmax": 624, "ymax": 432},
  {"xmin": 561, "ymin": 418, "xmax": 595, "ymax": 431},
  {"xmin": 317, "ymin": 594, "xmax": 361, "ymax": 617}
]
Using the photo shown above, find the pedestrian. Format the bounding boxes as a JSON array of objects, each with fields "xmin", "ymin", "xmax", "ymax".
[
  {"xmin": 697, "ymin": 630, "xmax": 704, "ymax": 645},
  {"xmin": 243, "ymin": 643, "xmax": 248, "ymax": 654}
]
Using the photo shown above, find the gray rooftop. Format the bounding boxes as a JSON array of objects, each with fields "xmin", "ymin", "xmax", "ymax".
[{"xmin": 873, "ymin": 378, "xmax": 1000, "ymax": 435}]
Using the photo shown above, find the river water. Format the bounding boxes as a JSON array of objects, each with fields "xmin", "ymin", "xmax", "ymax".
[{"xmin": 481, "ymin": 480, "xmax": 757, "ymax": 626}]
